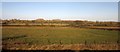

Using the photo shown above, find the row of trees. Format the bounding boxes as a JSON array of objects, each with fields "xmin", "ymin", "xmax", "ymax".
[{"xmin": 1, "ymin": 19, "xmax": 120, "ymax": 27}]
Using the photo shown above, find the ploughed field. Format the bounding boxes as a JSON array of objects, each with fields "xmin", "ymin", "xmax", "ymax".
[{"xmin": 2, "ymin": 27, "xmax": 119, "ymax": 50}]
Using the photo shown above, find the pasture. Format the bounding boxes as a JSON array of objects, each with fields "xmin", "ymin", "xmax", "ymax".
[{"xmin": 2, "ymin": 26, "xmax": 119, "ymax": 50}]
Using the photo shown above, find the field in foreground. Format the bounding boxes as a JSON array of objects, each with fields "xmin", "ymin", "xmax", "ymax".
[{"xmin": 2, "ymin": 27, "xmax": 119, "ymax": 50}]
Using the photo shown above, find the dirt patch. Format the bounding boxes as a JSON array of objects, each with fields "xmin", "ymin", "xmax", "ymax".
[{"xmin": 2, "ymin": 44, "xmax": 119, "ymax": 50}]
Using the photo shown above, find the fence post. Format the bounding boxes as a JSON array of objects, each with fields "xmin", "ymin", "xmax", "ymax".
[
  {"xmin": 60, "ymin": 40, "xmax": 62, "ymax": 45},
  {"xmin": 48, "ymin": 39, "xmax": 51, "ymax": 44},
  {"xmin": 117, "ymin": 40, "xmax": 119, "ymax": 44},
  {"xmin": 94, "ymin": 40, "xmax": 96, "ymax": 44},
  {"xmin": 71, "ymin": 40, "xmax": 73, "ymax": 44},
  {"xmin": 85, "ymin": 40, "xmax": 87, "ymax": 45}
]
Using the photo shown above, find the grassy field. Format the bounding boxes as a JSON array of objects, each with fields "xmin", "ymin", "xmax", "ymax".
[{"xmin": 2, "ymin": 26, "xmax": 119, "ymax": 50}]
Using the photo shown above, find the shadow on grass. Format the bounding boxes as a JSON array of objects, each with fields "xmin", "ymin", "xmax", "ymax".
[{"xmin": 2, "ymin": 35, "xmax": 27, "ymax": 40}]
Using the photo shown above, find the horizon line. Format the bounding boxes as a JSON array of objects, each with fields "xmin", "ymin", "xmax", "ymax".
[{"xmin": 1, "ymin": 18, "xmax": 119, "ymax": 22}]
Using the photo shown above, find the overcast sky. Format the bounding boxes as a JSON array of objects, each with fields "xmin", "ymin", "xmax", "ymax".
[{"xmin": 1, "ymin": 0, "xmax": 119, "ymax": 21}]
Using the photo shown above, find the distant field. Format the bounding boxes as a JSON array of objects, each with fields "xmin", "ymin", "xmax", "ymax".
[
  {"xmin": 2, "ymin": 26, "xmax": 119, "ymax": 50},
  {"xmin": 89, "ymin": 26, "xmax": 120, "ymax": 31}
]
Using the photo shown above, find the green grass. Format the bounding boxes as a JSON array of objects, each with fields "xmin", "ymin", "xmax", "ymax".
[{"xmin": 2, "ymin": 27, "xmax": 119, "ymax": 45}]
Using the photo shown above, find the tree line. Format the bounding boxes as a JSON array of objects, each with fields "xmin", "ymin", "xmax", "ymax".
[{"xmin": 1, "ymin": 19, "xmax": 120, "ymax": 27}]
